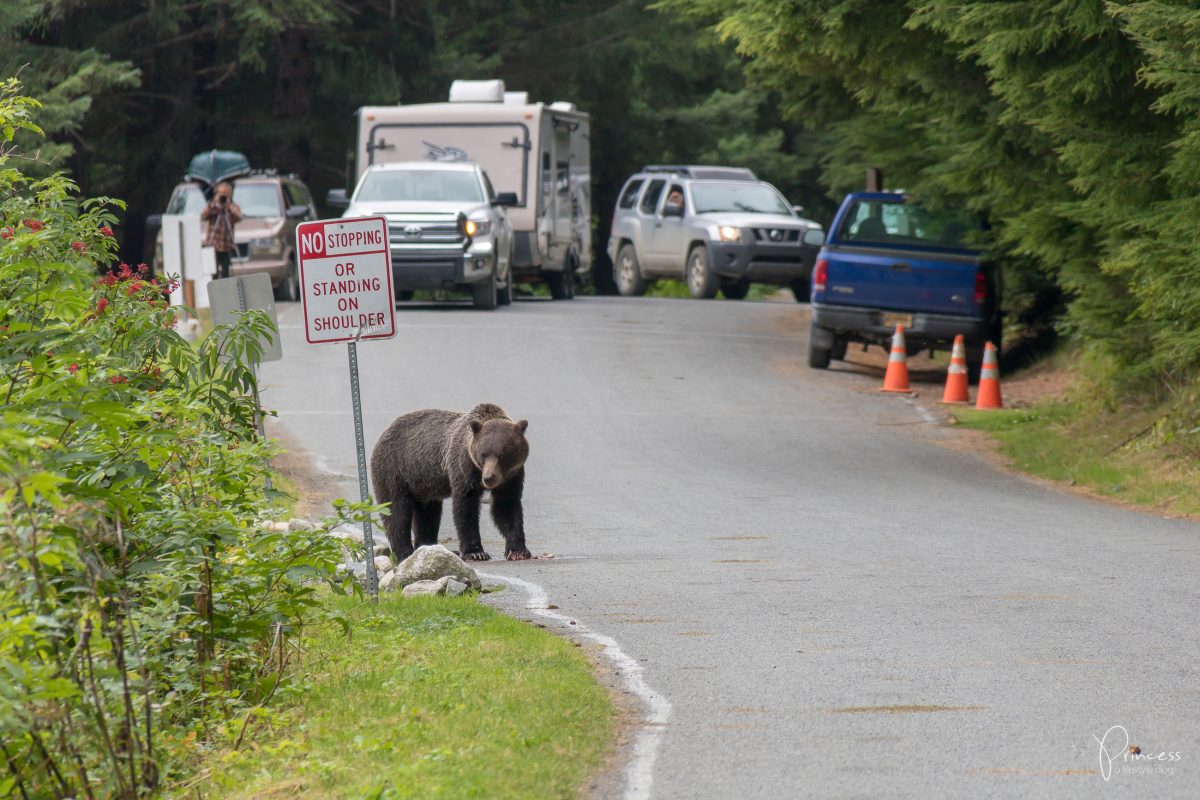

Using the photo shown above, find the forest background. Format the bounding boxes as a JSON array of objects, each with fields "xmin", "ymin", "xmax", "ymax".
[{"xmin": 9, "ymin": 0, "xmax": 1200, "ymax": 409}]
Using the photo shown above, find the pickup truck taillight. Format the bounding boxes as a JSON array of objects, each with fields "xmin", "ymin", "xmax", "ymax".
[
  {"xmin": 974, "ymin": 271, "xmax": 987, "ymax": 305},
  {"xmin": 813, "ymin": 258, "xmax": 828, "ymax": 293}
]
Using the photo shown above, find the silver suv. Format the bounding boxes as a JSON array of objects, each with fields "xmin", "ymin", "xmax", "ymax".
[
  {"xmin": 607, "ymin": 166, "xmax": 824, "ymax": 300},
  {"xmin": 330, "ymin": 161, "xmax": 516, "ymax": 310}
]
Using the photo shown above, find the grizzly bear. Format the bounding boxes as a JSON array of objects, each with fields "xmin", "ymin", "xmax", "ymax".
[{"xmin": 370, "ymin": 403, "xmax": 532, "ymax": 562}]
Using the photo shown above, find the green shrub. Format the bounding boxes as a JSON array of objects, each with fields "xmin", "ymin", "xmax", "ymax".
[{"xmin": 0, "ymin": 77, "xmax": 367, "ymax": 798}]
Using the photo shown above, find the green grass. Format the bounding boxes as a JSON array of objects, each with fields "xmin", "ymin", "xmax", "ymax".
[
  {"xmin": 953, "ymin": 399, "xmax": 1200, "ymax": 516},
  {"xmin": 645, "ymin": 279, "xmax": 793, "ymax": 301},
  {"xmin": 187, "ymin": 594, "xmax": 615, "ymax": 800}
]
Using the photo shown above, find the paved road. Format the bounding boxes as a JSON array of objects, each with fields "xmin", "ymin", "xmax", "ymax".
[{"xmin": 259, "ymin": 295, "xmax": 1199, "ymax": 799}]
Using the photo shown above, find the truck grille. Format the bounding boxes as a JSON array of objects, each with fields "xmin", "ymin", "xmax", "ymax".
[
  {"xmin": 383, "ymin": 214, "xmax": 464, "ymax": 246},
  {"xmin": 751, "ymin": 228, "xmax": 800, "ymax": 243}
]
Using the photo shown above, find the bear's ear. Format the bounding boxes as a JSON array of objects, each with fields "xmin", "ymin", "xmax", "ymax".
[
  {"xmin": 469, "ymin": 420, "xmax": 483, "ymax": 436},
  {"xmin": 515, "ymin": 419, "xmax": 528, "ymax": 435}
]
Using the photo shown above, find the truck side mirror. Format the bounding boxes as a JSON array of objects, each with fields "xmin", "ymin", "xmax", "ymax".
[
  {"xmin": 326, "ymin": 189, "xmax": 350, "ymax": 210},
  {"xmin": 792, "ymin": 205, "xmax": 806, "ymax": 216},
  {"xmin": 286, "ymin": 204, "xmax": 309, "ymax": 219},
  {"xmin": 492, "ymin": 192, "xmax": 519, "ymax": 207},
  {"xmin": 802, "ymin": 228, "xmax": 826, "ymax": 247},
  {"xmin": 661, "ymin": 203, "xmax": 684, "ymax": 218}
]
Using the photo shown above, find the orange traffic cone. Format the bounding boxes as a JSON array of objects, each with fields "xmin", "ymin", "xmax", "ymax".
[
  {"xmin": 941, "ymin": 334, "xmax": 970, "ymax": 404},
  {"xmin": 880, "ymin": 324, "xmax": 911, "ymax": 393},
  {"xmin": 975, "ymin": 342, "xmax": 1003, "ymax": 409}
]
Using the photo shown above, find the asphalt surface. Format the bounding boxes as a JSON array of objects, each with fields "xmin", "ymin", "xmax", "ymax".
[{"xmin": 259, "ymin": 294, "xmax": 1199, "ymax": 799}]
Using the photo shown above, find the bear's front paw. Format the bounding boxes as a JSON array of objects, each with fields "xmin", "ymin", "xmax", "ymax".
[
  {"xmin": 505, "ymin": 548, "xmax": 532, "ymax": 561},
  {"xmin": 461, "ymin": 549, "xmax": 492, "ymax": 562}
]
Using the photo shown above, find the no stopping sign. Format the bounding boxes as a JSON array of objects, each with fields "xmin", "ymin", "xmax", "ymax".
[{"xmin": 296, "ymin": 216, "xmax": 396, "ymax": 344}]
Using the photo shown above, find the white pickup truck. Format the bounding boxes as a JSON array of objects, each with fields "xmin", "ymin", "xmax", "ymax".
[{"xmin": 331, "ymin": 161, "xmax": 517, "ymax": 310}]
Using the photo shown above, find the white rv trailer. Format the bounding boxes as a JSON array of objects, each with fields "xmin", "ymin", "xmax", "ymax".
[{"xmin": 352, "ymin": 80, "xmax": 591, "ymax": 297}]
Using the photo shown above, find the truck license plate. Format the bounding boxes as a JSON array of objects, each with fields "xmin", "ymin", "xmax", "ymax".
[{"xmin": 881, "ymin": 313, "xmax": 913, "ymax": 330}]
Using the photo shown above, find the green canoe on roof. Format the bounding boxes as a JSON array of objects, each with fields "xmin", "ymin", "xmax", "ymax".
[{"xmin": 185, "ymin": 150, "xmax": 251, "ymax": 186}]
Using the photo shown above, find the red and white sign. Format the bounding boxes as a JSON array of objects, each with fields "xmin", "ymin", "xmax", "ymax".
[{"xmin": 296, "ymin": 216, "xmax": 396, "ymax": 344}]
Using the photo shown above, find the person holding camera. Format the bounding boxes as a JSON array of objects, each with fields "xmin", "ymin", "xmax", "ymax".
[{"xmin": 201, "ymin": 181, "xmax": 243, "ymax": 279}]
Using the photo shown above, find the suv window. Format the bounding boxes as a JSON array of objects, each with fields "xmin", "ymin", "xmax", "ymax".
[
  {"xmin": 284, "ymin": 182, "xmax": 312, "ymax": 208},
  {"xmin": 234, "ymin": 183, "xmax": 284, "ymax": 218},
  {"xmin": 618, "ymin": 179, "xmax": 643, "ymax": 209},
  {"xmin": 639, "ymin": 179, "xmax": 665, "ymax": 214},
  {"xmin": 691, "ymin": 182, "xmax": 789, "ymax": 215},
  {"xmin": 167, "ymin": 184, "xmax": 206, "ymax": 214}
]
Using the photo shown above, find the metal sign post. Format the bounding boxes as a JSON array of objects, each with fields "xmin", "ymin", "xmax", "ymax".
[
  {"xmin": 347, "ymin": 329, "xmax": 378, "ymax": 596},
  {"xmin": 295, "ymin": 216, "xmax": 396, "ymax": 599}
]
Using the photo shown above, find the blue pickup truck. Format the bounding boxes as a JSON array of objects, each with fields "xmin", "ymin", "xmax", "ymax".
[{"xmin": 807, "ymin": 192, "xmax": 1001, "ymax": 372}]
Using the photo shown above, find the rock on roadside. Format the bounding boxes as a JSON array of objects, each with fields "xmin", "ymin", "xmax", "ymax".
[
  {"xmin": 402, "ymin": 576, "xmax": 471, "ymax": 597},
  {"xmin": 394, "ymin": 544, "xmax": 481, "ymax": 590}
]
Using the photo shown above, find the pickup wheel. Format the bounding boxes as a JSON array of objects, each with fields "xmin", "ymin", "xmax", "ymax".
[
  {"xmin": 547, "ymin": 269, "xmax": 571, "ymax": 300},
  {"xmin": 497, "ymin": 277, "xmax": 512, "ymax": 306},
  {"xmin": 720, "ymin": 278, "xmax": 750, "ymax": 300},
  {"xmin": 808, "ymin": 321, "xmax": 832, "ymax": 369},
  {"xmin": 473, "ymin": 272, "xmax": 498, "ymax": 310},
  {"xmin": 831, "ymin": 336, "xmax": 849, "ymax": 361},
  {"xmin": 615, "ymin": 243, "xmax": 647, "ymax": 296},
  {"xmin": 686, "ymin": 245, "xmax": 719, "ymax": 299}
]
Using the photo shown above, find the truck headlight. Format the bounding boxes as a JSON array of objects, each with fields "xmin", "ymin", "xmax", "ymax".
[
  {"xmin": 464, "ymin": 218, "xmax": 492, "ymax": 238},
  {"xmin": 718, "ymin": 226, "xmax": 740, "ymax": 242}
]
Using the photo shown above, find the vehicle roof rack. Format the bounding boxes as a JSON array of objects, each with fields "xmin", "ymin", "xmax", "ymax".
[{"xmin": 642, "ymin": 165, "xmax": 757, "ymax": 181}]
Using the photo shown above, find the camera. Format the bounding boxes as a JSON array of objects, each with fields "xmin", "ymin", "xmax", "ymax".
[{"xmin": 218, "ymin": 195, "xmax": 228, "ymax": 205}]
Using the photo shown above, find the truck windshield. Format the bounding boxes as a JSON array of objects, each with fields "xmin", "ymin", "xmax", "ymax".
[
  {"xmin": 839, "ymin": 200, "xmax": 974, "ymax": 249},
  {"xmin": 691, "ymin": 182, "xmax": 790, "ymax": 215},
  {"xmin": 356, "ymin": 170, "xmax": 483, "ymax": 203}
]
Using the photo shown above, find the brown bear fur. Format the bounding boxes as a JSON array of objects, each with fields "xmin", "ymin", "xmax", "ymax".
[{"xmin": 370, "ymin": 403, "xmax": 531, "ymax": 562}]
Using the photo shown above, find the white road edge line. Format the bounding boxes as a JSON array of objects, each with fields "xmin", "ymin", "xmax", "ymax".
[
  {"xmin": 478, "ymin": 571, "xmax": 671, "ymax": 800},
  {"xmin": 905, "ymin": 397, "xmax": 940, "ymax": 425}
]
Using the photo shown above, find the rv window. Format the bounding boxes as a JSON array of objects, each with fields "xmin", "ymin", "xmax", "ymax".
[
  {"xmin": 618, "ymin": 180, "xmax": 644, "ymax": 209},
  {"xmin": 355, "ymin": 169, "xmax": 485, "ymax": 203},
  {"xmin": 639, "ymin": 180, "xmax": 665, "ymax": 214},
  {"xmin": 556, "ymin": 162, "xmax": 569, "ymax": 195},
  {"xmin": 542, "ymin": 153, "xmax": 551, "ymax": 195}
]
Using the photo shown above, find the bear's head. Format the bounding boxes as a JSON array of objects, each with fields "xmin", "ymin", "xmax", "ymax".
[{"xmin": 469, "ymin": 418, "xmax": 529, "ymax": 489}]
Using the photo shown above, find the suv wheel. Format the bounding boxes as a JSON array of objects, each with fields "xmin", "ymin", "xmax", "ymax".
[
  {"xmin": 615, "ymin": 243, "xmax": 647, "ymax": 296},
  {"xmin": 721, "ymin": 279, "xmax": 750, "ymax": 300},
  {"xmin": 473, "ymin": 272, "xmax": 498, "ymax": 310},
  {"xmin": 276, "ymin": 257, "xmax": 300, "ymax": 302},
  {"xmin": 686, "ymin": 245, "xmax": 719, "ymax": 299},
  {"xmin": 791, "ymin": 278, "xmax": 810, "ymax": 303}
]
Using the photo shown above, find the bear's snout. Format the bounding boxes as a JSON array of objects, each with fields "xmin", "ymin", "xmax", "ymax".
[{"xmin": 481, "ymin": 458, "xmax": 501, "ymax": 489}]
